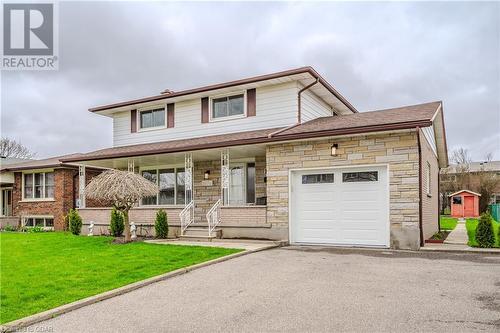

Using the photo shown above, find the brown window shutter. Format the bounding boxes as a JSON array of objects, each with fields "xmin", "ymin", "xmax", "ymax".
[
  {"xmin": 247, "ymin": 88, "xmax": 256, "ymax": 117},
  {"xmin": 201, "ymin": 97, "xmax": 209, "ymax": 123},
  {"xmin": 131, "ymin": 109, "xmax": 137, "ymax": 133},
  {"xmin": 167, "ymin": 103, "xmax": 175, "ymax": 128}
]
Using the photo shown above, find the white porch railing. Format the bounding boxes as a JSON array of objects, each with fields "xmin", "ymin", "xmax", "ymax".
[
  {"xmin": 179, "ymin": 201, "xmax": 195, "ymax": 235},
  {"xmin": 206, "ymin": 199, "xmax": 222, "ymax": 237}
]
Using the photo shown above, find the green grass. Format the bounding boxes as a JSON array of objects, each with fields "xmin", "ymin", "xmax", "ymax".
[
  {"xmin": 0, "ymin": 232, "xmax": 241, "ymax": 324},
  {"xmin": 465, "ymin": 218, "xmax": 500, "ymax": 247},
  {"xmin": 439, "ymin": 215, "xmax": 458, "ymax": 231}
]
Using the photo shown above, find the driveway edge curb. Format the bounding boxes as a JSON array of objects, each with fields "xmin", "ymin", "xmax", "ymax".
[{"xmin": 0, "ymin": 242, "xmax": 282, "ymax": 333}]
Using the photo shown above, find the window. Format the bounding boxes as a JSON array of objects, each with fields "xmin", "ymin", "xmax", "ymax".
[
  {"xmin": 426, "ymin": 162, "xmax": 431, "ymax": 195},
  {"xmin": 246, "ymin": 163, "xmax": 255, "ymax": 204},
  {"xmin": 24, "ymin": 217, "xmax": 54, "ymax": 228},
  {"xmin": 142, "ymin": 168, "xmax": 185, "ymax": 205},
  {"xmin": 302, "ymin": 174, "xmax": 334, "ymax": 184},
  {"xmin": 23, "ymin": 172, "xmax": 55, "ymax": 199},
  {"xmin": 452, "ymin": 196, "xmax": 462, "ymax": 205},
  {"xmin": 140, "ymin": 108, "xmax": 165, "ymax": 129},
  {"xmin": 342, "ymin": 171, "xmax": 378, "ymax": 182},
  {"xmin": 212, "ymin": 94, "xmax": 244, "ymax": 119}
]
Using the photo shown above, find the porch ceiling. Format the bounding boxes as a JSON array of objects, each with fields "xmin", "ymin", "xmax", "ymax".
[{"xmin": 78, "ymin": 144, "xmax": 266, "ymax": 169}]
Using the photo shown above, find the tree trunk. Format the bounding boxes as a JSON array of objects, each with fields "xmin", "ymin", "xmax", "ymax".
[{"xmin": 123, "ymin": 209, "xmax": 131, "ymax": 242}]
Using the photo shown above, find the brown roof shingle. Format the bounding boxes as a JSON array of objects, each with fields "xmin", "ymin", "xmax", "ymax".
[
  {"xmin": 62, "ymin": 101, "xmax": 441, "ymax": 163},
  {"xmin": 1, "ymin": 153, "xmax": 83, "ymax": 171}
]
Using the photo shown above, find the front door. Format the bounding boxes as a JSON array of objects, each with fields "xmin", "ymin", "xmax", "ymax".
[
  {"xmin": 229, "ymin": 164, "xmax": 246, "ymax": 205},
  {"xmin": 464, "ymin": 196, "xmax": 474, "ymax": 217},
  {"xmin": 1, "ymin": 189, "xmax": 12, "ymax": 216}
]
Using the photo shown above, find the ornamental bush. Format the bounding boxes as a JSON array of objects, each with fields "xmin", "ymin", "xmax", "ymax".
[
  {"xmin": 110, "ymin": 207, "xmax": 124, "ymax": 237},
  {"xmin": 155, "ymin": 209, "xmax": 168, "ymax": 239},
  {"xmin": 475, "ymin": 212, "xmax": 495, "ymax": 248},
  {"xmin": 68, "ymin": 209, "xmax": 82, "ymax": 235}
]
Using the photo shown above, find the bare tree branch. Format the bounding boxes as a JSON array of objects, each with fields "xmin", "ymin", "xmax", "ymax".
[
  {"xmin": 85, "ymin": 169, "xmax": 159, "ymax": 242},
  {"xmin": 0, "ymin": 137, "xmax": 36, "ymax": 159}
]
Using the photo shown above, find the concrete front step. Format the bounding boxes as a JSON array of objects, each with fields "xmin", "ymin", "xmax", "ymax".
[{"xmin": 181, "ymin": 227, "xmax": 222, "ymax": 240}]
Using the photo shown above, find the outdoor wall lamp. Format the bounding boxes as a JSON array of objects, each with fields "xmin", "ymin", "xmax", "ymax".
[
  {"xmin": 204, "ymin": 170, "xmax": 210, "ymax": 180},
  {"xmin": 331, "ymin": 144, "xmax": 339, "ymax": 156}
]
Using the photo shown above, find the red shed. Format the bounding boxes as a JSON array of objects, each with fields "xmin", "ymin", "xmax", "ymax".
[{"xmin": 449, "ymin": 190, "xmax": 481, "ymax": 218}]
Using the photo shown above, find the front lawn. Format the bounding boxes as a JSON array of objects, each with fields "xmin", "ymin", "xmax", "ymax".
[
  {"xmin": 465, "ymin": 218, "xmax": 500, "ymax": 247},
  {"xmin": 0, "ymin": 232, "xmax": 241, "ymax": 324},
  {"xmin": 439, "ymin": 216, "xmax": 458, "ymax": 231}
]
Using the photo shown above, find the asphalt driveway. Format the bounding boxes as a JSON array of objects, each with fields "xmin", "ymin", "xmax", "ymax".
[{"xmin": 28, "ymin": 247, "xmax": 500, "ymax": 332}]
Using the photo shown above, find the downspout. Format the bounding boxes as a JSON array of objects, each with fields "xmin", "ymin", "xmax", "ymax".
[
  {"xmin": 268, "ymin": 78, "xmax": 319, "ymax": 138},
  {"xmin": 416, "ymin": 127, "xmax": 424, "ymax": 247},
  {"xmin": 437, "ymin": 167, "xmax": 441, "ymax": 231}
]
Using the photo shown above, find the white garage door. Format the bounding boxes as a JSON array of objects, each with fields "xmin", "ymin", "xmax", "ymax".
[{"xmin": 290, "ymin": 165, "xmax": 389, "ymax": 247}]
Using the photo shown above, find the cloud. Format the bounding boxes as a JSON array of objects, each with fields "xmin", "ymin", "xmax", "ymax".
[{"xmin": 1, "ymin": 1, "xmax": 498, "ymax": 161}]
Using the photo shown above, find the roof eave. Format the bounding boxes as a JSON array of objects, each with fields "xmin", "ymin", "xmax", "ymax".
[
  {"xmin": 61, "ymin": 120, "xmax": 430, "ymax": 163},
  {"xmin": 88, "ymin": 67, "xmax": 358, "ymax": 115}
]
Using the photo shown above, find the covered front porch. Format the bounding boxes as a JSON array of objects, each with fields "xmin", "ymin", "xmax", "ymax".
[{"xmin": 77, "ymin": 144, "xmax": 273, "ymax": 239}]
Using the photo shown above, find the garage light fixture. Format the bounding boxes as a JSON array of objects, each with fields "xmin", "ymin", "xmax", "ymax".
[
  {"xmin": 204, "ymin": 170, "xmax": 210, "ymax": 180},
  {"xmin": 331, "ymin": 144, "xmax": 339, "ymax": 156}
]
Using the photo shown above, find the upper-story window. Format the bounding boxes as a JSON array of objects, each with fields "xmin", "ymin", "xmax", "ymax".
[
  {"xmin": 23, "ymin": 172, "xmax": 54, "ymax": 199},
  {"xmin": 212, "ymin": 94, "xmax": 245, "ymax": 119},
  {"xmin": 140, "ymin": 108, "xmax": 165, "ymax": 129}
]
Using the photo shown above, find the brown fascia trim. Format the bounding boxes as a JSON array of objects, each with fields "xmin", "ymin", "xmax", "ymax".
[
  {"xmin": 3, "ymin": 164, "xmax": 103, "ymax": 172},
  {"xmin": 439, "ymin": 103, "xmax": 450, "ymax": 167},
  {"xmin": 61, "ymin": 119, "xmax": 432, "ymax": 163},
  {"xmin": 88, "ymin": 67, "xmax": 358, "ymax": 114},
  {"xmin": 417, "ymin": 126, "xmax": 424, "ymax": 247}
]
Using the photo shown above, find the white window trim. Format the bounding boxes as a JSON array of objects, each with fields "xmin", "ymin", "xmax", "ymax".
[
  {"xmin": 209, "ymin": 91, "xmax": 247, "ymax": 123},
  {"xmin": 137, "ymin": 105, "xmax": 167, "ymax": 132},
  {"xmin": 22, "ymin": 170, "xmax": 55, "ymax": 201},
  {"xmin": 23, "ymin": 215, "xmax": 55, "ymax": 229},
  {"xmin": 139, "ymin": 165, "xmax": 186, "ymax": 207}
]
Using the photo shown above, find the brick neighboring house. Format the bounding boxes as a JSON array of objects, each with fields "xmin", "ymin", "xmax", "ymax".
[
  {"xmin": 440, "ymin": 161, "xmax": 500, "ymax": 212},
  {"xmin": 55, "ymin": 66, "xmax": 448, "ymax": 250},
  {"xmin": 0, "ymin": 155, "xmax": 103, "ymax": 230}
]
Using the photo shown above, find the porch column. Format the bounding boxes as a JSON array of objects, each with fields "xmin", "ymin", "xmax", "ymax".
[
  {"xmin": 78, "ymin": 165, "xmax": 86, "ymax": 208},
  {"xmin": 127, "ymin": 159, "xmax": 135, "ymax": 173},
  {"xmin": 221, "ymin": 149, "xmax": 230, "ymax": 206},
  {"xmin": 184, "ymin": 153, "xmax": 193, "ymax": 203}
]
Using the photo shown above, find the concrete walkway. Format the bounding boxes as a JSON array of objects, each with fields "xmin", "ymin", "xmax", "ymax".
[
  {"xmin": 145, "ymin": 239, "xmax": 285, "ymax": 251},
  {"xmin": 444, "ymin": 221, "xmax": 468, "ymax": 245}
]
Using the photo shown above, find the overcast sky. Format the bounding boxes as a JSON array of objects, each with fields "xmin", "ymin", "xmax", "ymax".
[{"xmin": 1, "ymin": 1, "xmax": 499, "ymax": 161}]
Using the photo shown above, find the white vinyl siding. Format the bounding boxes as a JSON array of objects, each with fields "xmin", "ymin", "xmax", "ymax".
[
  {"xmin": 112, "ymin": 82, "xmax": 300, "ymax": 147},
  {"xmin": 422, "ymin": 126, "xmax": 437, "ymax": 157},
  {"xmin": 300, "ymin": 88, "xmax": 333, "ymax": 122}
]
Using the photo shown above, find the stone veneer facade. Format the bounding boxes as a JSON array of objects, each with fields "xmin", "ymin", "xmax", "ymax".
[{"xmin": 265, "ymin": 131, "xmax": 426, "ymax": 250}]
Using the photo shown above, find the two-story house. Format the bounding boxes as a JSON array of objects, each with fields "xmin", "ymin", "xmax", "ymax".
[{"xmin": 6, "ymin": 67, "xmax": 449, "ymax": 250}]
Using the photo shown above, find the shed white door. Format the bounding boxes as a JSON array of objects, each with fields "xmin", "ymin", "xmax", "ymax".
[{"xmin": 290, "ymin": 166, "xmax": 389, "ymax": 247}]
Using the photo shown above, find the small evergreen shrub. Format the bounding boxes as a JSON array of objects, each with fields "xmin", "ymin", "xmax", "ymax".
[
  {"xmin": 155, "ymin": 209, "xmax": 168, "ymax": 239},
  {"xmin": 475, "ymin": 212, "xmax": 495, "ymax": 248},
  {"xmin": 110, "ymin": 207, "xmax": 124, "ymax": 237},
  {"xmin": 68, "ymin": 209, "xmax": 83, "ymax": 235}
]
